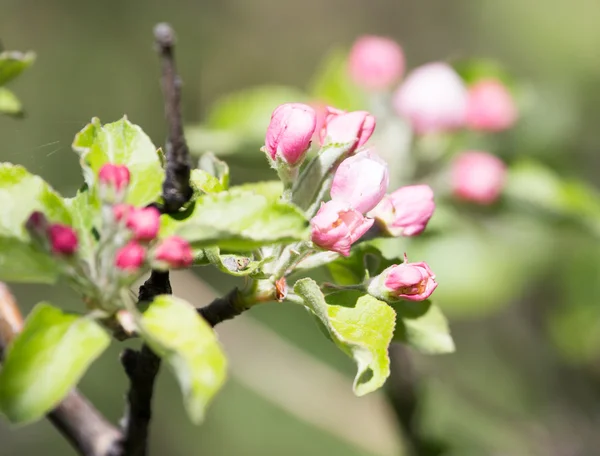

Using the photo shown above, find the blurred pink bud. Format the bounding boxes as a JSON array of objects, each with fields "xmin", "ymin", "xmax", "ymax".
[
  {"xmin": 153, "ymin": 236, "xmax": 194, "ymax": 269},
  {"xmin": 393, "ymin": 62, "xmax": 467, "ymax": 134},
  {"xmin": 348, "ymin": 35, "xmax": 405, "ymax": 90},
  {"xmin": 25, "ymin": 211, "xmax": 48, "ymax": 236},
  {"xmin": 320, "ymin": 107, "xmax": 375, "ymax": 152},
  {"xmin": 330, "ymin": 149, "xmax": 389, "ymax": 214},
  {"xmin": 98, "ymin": 163, "xmax": 130, "ymax": 191},
  {"xmin": 369, "ymin": 185, "xmax": 435, "ymax": 236},
  {"xmin": 115, "ymin": 242, "xmax": 146, "ymax": 271},
  {"xmin": 126, "ymin": 207, "xmax": 161, "ymax": 241},
  {"xmin": 381, "ymin": 262, "xmax": 437, "ymax": 301},
  {"xmin": 452, "ymin": 151, "xmax": 506, "ymax": 204},
  {"xmin": 465, "ymin": 79, "xmax": 518, "ymax": 132},
  {"xmin": 48, "ymin": 224, "xmax": 78, "ymax": 256},
  {"xmin": 265, "ymin": 103, "xmax": 317, "ymax": 165},
  {"xmin": 311, "ymin": 200, "xmax": 374, "ymax": 256},
  {"xmin": 113, "ymin": 204, "xmax": 133, "ymax": 222}
]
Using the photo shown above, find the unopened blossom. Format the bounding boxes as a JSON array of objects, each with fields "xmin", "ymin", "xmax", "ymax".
[
  {"xmin": 115, "ymin": 242, "xmax": 146, "ymax": 272},
  {"xmin": 330, "ymin": 149, "xmax": 389, "ymax": 214},
  {"xmin": 98, "ymin": 163, "xmax": 130, "ymax": 191},
  {"xmin": 320, "ymin": 107, "xmax": 375, "ymax": 152},
  {"xmin": 25, "ymin": 211, "xmax": 48, "ymax": 237},
  {"xmin": 48, "ymin": 224, "xmax": 78, "ymax": 256},
  {"xmin": 310, "ymin": 200, "xmax": 374, "ymax": 256},
  {"xmin": 152, "ymin": 236, "xmax": 194, "ymax": 269},
  {"xmin": 113, "ymin": 204, "xmax": 133, "ymax": 222},
  {"xmin": 126, "ymin": 207, "xmax": 161, "ymax": 241},
  {"xmin": 465, "ymin": 78, "xmax": 518, "ymax": 132},
  {"xmin": 348, "ymin": 35, "xmax": 405, "ymax": 90},
  {"xmin": 393, "ymin": 62, "xmax": 467, "ymax": 134},
  {"xmin": 368, "ymin": 261, "xmax": 437, "ymax": 302},
  {"xmin": 369, "ymin": 185, "xmax": 435, "ymax": 236},
  {"xmin": 452, "ymin": 151, "xmax": 506, "ymax": 204},
  {"xmin": 264, "ymin": 103, "xmax": 317, "ymax": 165}
]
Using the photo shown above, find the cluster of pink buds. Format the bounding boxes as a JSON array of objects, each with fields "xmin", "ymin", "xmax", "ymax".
[{"xmin": 368, "ymin": 257, "xmax": 438, "ymax": 302}]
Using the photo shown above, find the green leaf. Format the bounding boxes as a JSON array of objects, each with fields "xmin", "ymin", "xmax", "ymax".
[
  {"xmin": 0, "ymin": 238, "xmax": 59, "ymax": 284},
  {"xmin": 72, "ymin": 117, "xmax": 164, "ymax": 207},
  {"xmin": 0, "ymin": 88, "xmax": 22, "ymax": 116},
  {"xmin": 0, "ymin": 51, "xmax": 36, "ymax": 86},
  {"xmin": 160, "ymin": 190, "xmax": 309, "ymax": 250},
  {"xmin": 204, "ymin": 246, "xmax": 271, "ymax": 277},
  {"xmin": 308, "ymin": 49, "xmax": 366, "ymax": 111},
  {"xmin": 0, "ymin": 303, "xmax": 109, "ymax": 424},
  {"xmin": 327, "ymin": 244, "xmax": 398, "ymax": 286},
  {"xmin": 139, "ymin": 295, "xmax": 227, "ymax": 423},
  {"xmin": 198, "ymin": 152, "xmax": 230, "ymax": 189},
  {"xmin": 293, "ymin": 279, "xmax": 395, "ymax": 395},
  {"xmin": 229, "ymin": 180, "xmax": 283, "ymax": 203},
  {"xmin": 64, "ymin": 187, "xmax": 99, "ymax": 262},
  {"xmin": 190, "ymin": 169, "xmax": 225, "ymax": 196},
  {"xmin": 392, "ymin": 300, "xmax": 455, "ymax": 354}
]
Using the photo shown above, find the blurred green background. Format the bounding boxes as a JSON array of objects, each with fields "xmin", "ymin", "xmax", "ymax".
[{"xmin": 3, "ymin": 0, "xmax": 600, "ymax": 455}]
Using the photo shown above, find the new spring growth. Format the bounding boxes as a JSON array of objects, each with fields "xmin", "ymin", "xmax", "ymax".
[
  {"xmin": 465, "ymin": 78, "xmax": 518, "ymax": 132},
  {"xmin": 368, "ymin": 257, "xmax": 438, "ymax": 302},
  {"xmin": 452, "ymin": 151, "xmax": 507, "ymax": 204},
  {"xmin": 369, "ymin": 184, "xmax": 435, "ymax": 237},
  {"xmin": 393, "ymin": 62, "xmax": 467, "ymax": 135},
  {"xmin": 348, "ymin": 35, "xmax": 405, "ymax": 91},
  {"xmin": 320, "ymin": 107, "xmax": 375, "ymax": 152},
  {"xmin": 98, "ymin": 163, "xmax": 130, "ymax": 203}
]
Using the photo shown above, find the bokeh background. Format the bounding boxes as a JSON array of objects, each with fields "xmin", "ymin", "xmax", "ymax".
[{"xmin": 3, "ymin": 0, "xmax": 600, "ymax": 455}]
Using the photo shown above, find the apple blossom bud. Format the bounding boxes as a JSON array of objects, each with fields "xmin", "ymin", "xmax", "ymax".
[
  {"xmin": 126, "ymin": 207, "xmax": 161, "ymax": 241},
  {"xmin": 320, "ymin": 107, "xmax": 375, "ymax": 152},
  {"xmin": 25, "ymin": 211, "xmax": 49, "ymax": 238},
  {"xmin": 465, "ymin": 78, "xmax": 518, "ymax": 132},
  {"xmin": 115, "ymin": 242, "xmax": 146, "ymax": 271},
  {"xmin": 152, "ymin": 236, "xmax": 194, "ymax": 269},
  {"xmin": 310, "ymin": 200, "xmax": 374, "ymax": 257},
  {"xmin": 369, "ymin": 185, "xmax": 435, "ymax": 236},
  {"xmin": 393, "ymin": 62, "xmax": 467, "ymax": 134},
  {"xmin": 98, "ymin": 163, "xmax": 130, "ymax": 191},
  {"xmin": 368, "ymin": 261, "xmax": 437, "ymax": 302},
  {"xmin": 330, "ymin": 149, "xmax": 389, "ymax": 214},
  {"xmin": 113, "ymin": 203, "xmax": 133, "ymax": 222},
  {"xmin": 48, "ymin": 224, "xmax": 78, "ymax": 256},
  {"xmin": 452, "ymin": 151, "xmax": 506, "ymax": 204},
  {"xmin": 264, "ymin": 103, "xmax": 317, "ymax": 166},
  {"xmin": 348, "ymin": 35, "xmax": 405, "ymax": 90}
]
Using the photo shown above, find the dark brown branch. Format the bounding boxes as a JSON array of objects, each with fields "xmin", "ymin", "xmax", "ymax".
[
  {"xmin": 386, "ymin": 344, "xmax": 448, "ymax": 456},
  {"xmin": 0, "ymin": 283, "xmax": 123, "ymax": 456},
  {"xmin": 198, "ymin": 288, "xmax": 250, "ymax": 327}
]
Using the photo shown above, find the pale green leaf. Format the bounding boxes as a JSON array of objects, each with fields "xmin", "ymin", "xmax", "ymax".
[
  {"xmin": 204, "ymin": 246, "xmax": 271, "ymax": 277},
  {"xmin": 191, "ymin": 169, "xmax": 224, "ymax": 196},
  {"xmin": 229, "ymin": 180, "xmax": 283, "ymax": 203},
  {"xmin": 293, "ymin": 280, "xmax": 395, "ymax": 396},
  {"xmin": 0, "ymin": 51, "xmax": 36, "ymax": 86},
  {"xmin": 72, "ymin": 117, "xmax": 164, "ymax": 207},
  {"xmin": 0, "ymin": 88, "xmax": 22, "ymax": 115},
  {"xmin": 0, "ymin": 238, "xmax": 59, "ymax": 284},
  {"xmin": 63, "ymin": 187, "xmax": 99, "ymax": 262},
  {"xmin": 198, "ymin": 152, "xmax": 230, "ymax": 189},
  {"xmin": 392, "ymin": 300, "xmax": 455, "ymax": 354},
  {"xmin": 327, "ymin": 244, "xmax": 397, "ymax": 286},
  {"xmin": 0, "ymin": 303, "xmax": 109, "ymax": 424},
  {"xmin": 139, "ymin": 295, "xmax": 227, "ymax": 424}
]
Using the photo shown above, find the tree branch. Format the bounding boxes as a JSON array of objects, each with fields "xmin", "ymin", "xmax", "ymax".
[{"xmin": 198, "ymin": 288, "xmax": 250, "ymax": 327}]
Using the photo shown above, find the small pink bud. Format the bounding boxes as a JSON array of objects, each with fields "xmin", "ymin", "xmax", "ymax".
[
  {"xmin": 310, "ymin": 200, "xmax": 374, "ymax": 257},
  {"xmin": 348, "ymin": 35, "xmax": 405, "ymax": 90},
  {"xmin": 393, "ymin": 62, "xmax": 467, "ymax": 134},
  {"xmin": 48, "ymin": 224, "xmax": 78, "ymax": 256},
  {"xmin": 369, "ymin": 185, "xmax": 435, "ymax": 236},
  {"xmin": 264, "ymin": 103, "xmax": 317, "ymax": 165},
  {"xmin": 98, "ymin": 163, "xmax": 130, "ymax": 191},
  {"xmin": 320, "ymin": 107, "xmax": 376, "ymax": 152},
  {"xmin": 115, "ymin": 242, "xmax": 146, "ymax": 271},
  {"xmin": 330, "ymin": 149, "xmax": 389, "ymax": 214},
  {"xmin": 378, "ymin": 261, "xmax": 438, "ymax": 301},
  {"xmin": 113, "ymin": 204, "xmax": 133, "ymax": 222},
  {"xmin": 452, "ymin": 151, "xmax": 506, "ymax": 204},
  {"xmin": 126, "ymin": 207, "xmax": 161, "ymax": 241},
  {"xmin": 153, "ymin": 236, "xmax": 194, "ymax": 269},
  {"xmin": 465, "ymin": 79, "xmax": 518, "ymax": 132},
  {"xmin": 25, "ymin": 211, "xmax": 48, "ymax": 236}
]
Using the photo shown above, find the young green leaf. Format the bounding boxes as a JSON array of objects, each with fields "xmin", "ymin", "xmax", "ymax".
[
  {"xmin": 392, "ymin": 300, "xmax": 455, "ymax": 354},
  {"xmin": 198, "ymin": 152, "xmax": 230, "ymax": 189},
  {"xmin": 72, "ymin": 117, "xmax": 164, "ymax": 207},
  {"xmin": 204, "ymin": 247, "xmax": 271, "ymax": 277},
  {"xmin": 0, "ymin": 51, "xmax": 36, "ymax": 86},
  {"xmin": 64, "ymin": 187, "xmax": 100, "ymax": 262},
  {"xmin": 0, "ymin": 303, "xmax": 109, "ymax": 424},
  {"xmin": 190, "ymin": 169, "xmax": 225, "ymax": 196},
  {"xmin": 139, "ymin": 295, "xmax": 227, "ymax": 424},
  {"xmin": 327, "ymin": 244, "xmax": 398, "ymax": 286},
  {"xmin": 293, "ymin": 279, "xmax": 395, "ymax": 396},
  {"xmin": 160, "ymin": 190, "xmax": 309, "ymax": 250},
  {"xmin": 0, "ymin": 88, "xmax": 22, "ymax": 116}
]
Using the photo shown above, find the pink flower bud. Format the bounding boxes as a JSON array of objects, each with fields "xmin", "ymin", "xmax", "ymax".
[
  {"xmin": 330, "ymin": 149, "xmax": 389, "ymax": 214},
  {"xmin": 378, "ymin": 261, "xmax": 438, "ymax": 301},
  {"xmin": 264, "ymin": 103, "xmax": 317, "ymax": 165},
  {"xmin": 452, "ymin": 151, "xmax": 506, "ymax": 204},
  {"xmin": 25, "ymin": 211, "xmax": 48, "ymax": 236},
  {"xmin": 348, "ymin": 35, "xmax": 405, "ymax": 90},
  {"xmin": 393, "ymin": 62, "xmax": 467, "ymax": 134},
  {"xmin": 310, "ymin": 200, "xmax": 374, "ymax": 257},
  {"xmin": 153, "ymin": 236, "xmax": 194, "ymax": 269},
  {"xmin": 113, "ymin": 204, "xmax": 133, "ymax": 222},
  {"xmin": 48, "ymin": 224, "xmax": 78, "ymax": 256},
  {"xmin": 98, "ymin": 163, "xmax": 130, "ymax": 191},
  {"xmin": 115, "ymin": 242, "xmax": 146, "ymax": 271},
  {"xmin": 320, "ymin": 107, "xmax": 376, "ymax": 152},
  {"xmin": 126, "ymin": 207, "xmax": 161, "ymax": 241},
  {"xmin": 465, "ymin": 79, "xmax": 518, "ymax": 132},
  {"xmin": 369, "ymin": 185, "xmax": 435, "ymax": 236}
]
